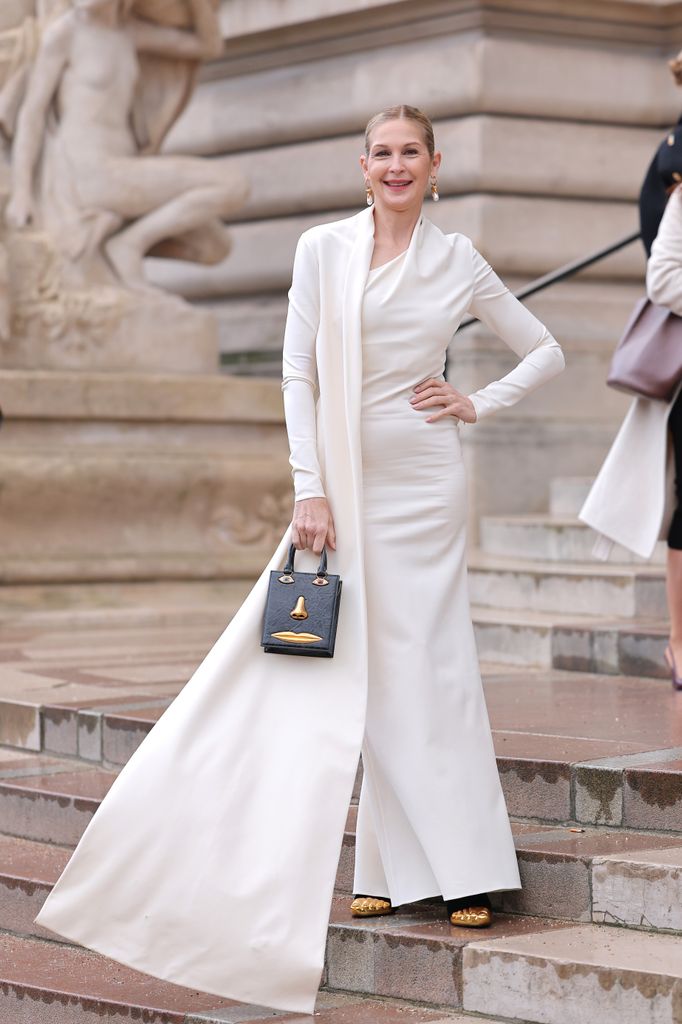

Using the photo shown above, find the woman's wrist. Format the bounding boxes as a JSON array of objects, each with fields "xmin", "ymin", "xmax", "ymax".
[
  {"xmin": 291, "ymin": 494, "xmax": 335, "ymax": 552},
  {"xmin": 294, "ymin": 493, "xmax": 327, "ymax": 504},
  {"xmin": 466, "ymin": 393, "xmax": 482, "ymax": 422}
]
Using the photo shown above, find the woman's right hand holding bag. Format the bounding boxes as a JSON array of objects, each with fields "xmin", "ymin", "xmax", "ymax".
[{"xmin": 291, "ymin": 497, "xmax": 336, "ymax": 555}]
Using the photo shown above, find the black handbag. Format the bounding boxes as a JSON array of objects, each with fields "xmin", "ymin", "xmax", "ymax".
[{"xmin": 261, "ymin": 544, "xmax": 342, "ymax": 657}]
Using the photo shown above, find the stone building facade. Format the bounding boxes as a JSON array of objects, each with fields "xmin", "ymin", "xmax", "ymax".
[
  {"xmin": 156, "ymin": 0, "xmax": 682, "ymax": 523},
  {"xmin": 0, "ymin": 0, "xmax": 680, "ymax": 582}
]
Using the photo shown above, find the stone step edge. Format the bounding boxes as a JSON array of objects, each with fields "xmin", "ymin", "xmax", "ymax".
[
  {"xmin": 4, "ymin": 811, "xmax": 682, "ymax": 939},
  {"xmin": 0, "ymin": 630, "xmax": 668, "ymax": 760},
  {"xmin": 0, "ymin": 933, "xmax": 280, "ymax": 1024},
  {"xmin": 468, "ymin": 550, "xmax": 664, "ymax": 580},
  {"xmin": 5, "ymin": 817, "xmax": 682, "ymax": 868},
  {"xmin": 326, "ymin": 907, "xmax": 682, "ymax": 1015},
  {"xmin": 0, "ymin": 593, "xmax": 254, "ymax": 631},
  {"xmin": 0, "ymin": 556, "xmax": 268, "ymax": 585},
  {"xmin": 338, "ymin": 826, "xmax": 682, "ymax": 936},
  {"xmin": 2, "ymin": 629, "xmax": 672, "ymax": 768},
  {"xmin": 6, "ymin": 814, "xmax": 682, "ymax": 857},
  {"xmin": 460, "ymin": 922, "xmax": 682, "ymax": 1022},
  {"xmin": 472, "ymin": 606, "xmax": 670, "ymax": 678},
  {"xmin": 3, "ymin": 738, "xmax": 682, "ymax": 836},
  {"xmin": 8, "ymin": 906, "xmax": 682, "ymax": 1024},
  {"xmin": 0, "ymin": 928, "xmax": 507, "ymax": 1024},
  {"xmin": 320, "ymin": 988, "xmax": 506, "ymax": 1024},
  {"xmin": 477, "ymin": 515, "xmax": 666, "ymax": 567},
  {"xmin": 472, "ymin": 606, "xmax": 666, "ymax": 630}
]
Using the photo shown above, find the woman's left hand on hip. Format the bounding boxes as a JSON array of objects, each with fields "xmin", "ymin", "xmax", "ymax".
[{"xmin": 410, "ymin": 378, "xmax": 477, "ymax": 423}]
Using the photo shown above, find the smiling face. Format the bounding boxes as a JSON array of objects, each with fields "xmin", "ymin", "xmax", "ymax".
[{"xmin": 360, "ymin": 118, "xmax": 441, "ymax": 215}]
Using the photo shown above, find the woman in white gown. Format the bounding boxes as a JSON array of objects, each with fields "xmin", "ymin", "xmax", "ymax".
[
  {"xmin": 285, "ymin": 104, "xmax": 565, "ymax": 926},
  {"xmin": 34, "ymin": 104, "xmax": 564, "ymax": 1015}
]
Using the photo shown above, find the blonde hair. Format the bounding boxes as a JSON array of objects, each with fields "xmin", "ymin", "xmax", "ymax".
[{"xmin": 364, "ymin": 105, "xmax": 435, "ymax": 159}]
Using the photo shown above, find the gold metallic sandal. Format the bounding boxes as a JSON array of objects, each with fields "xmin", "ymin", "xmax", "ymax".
[
  {"xmin": 350, "ymin": 895, "xmax": 393, "ymax": 917},
  {"xmin": 449, "ymin": 906, "xmax": 493, "ymax": 928}
]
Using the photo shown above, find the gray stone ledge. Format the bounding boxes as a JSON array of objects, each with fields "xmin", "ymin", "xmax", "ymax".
[
  {"xmin": 174, "ymin": 31, "xmax": 680, "ymax": 155},
  {"xmin": 170, "ymin": 117, "xmax": 663, "ymax": 215},
  {"xmin": 210, "ymin": 0, "xmax": 682, "ymax": 78},
  {"xmin": 0, "ymin": 370, "xmax": 284, "ymax": 424}
]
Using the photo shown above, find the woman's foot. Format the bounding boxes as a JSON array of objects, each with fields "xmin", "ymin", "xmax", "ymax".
[
  {"xmin": 665, "ymin": 644, "xmax": 682, "ymax": 691},
  {"xmin": 446, "ymin": 892, "xmax": 493, "ymax": 928},
  {"xmin": 350, "ymin": 894, "xmax": 393, "ymax": 917}
]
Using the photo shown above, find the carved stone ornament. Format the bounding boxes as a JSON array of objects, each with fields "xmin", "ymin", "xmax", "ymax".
[{"xmin": 0, "ymin": 0, "xmax": 248, "ymax": 370}]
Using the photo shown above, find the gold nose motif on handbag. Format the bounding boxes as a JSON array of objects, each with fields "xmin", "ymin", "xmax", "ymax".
[{"xmin": 290, "ymin": 595, "xmax": 309, "ymax": 620}]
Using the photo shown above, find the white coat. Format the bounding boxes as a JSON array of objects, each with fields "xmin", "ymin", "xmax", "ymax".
[
  {"xmin": 580, "ymin": 189, "xmax": 682, "ymax": 559},
  {"xmin": 34, "ymin": 205, "xmax": 563, "ymax": 1016}
]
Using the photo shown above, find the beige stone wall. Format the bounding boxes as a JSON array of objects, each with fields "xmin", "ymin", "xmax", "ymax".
[
  {"xmin": 4, "ymin": 0, "xmax": 679, "ymax": 585},
  {"xmin": 148, "ymin": 0, "xmax": 682, "ymax": 517},
  {"xmin": 0, "ymin": 371, "xmax": 291, "ymax": 582},
  {"xmin": 0, "ymin": 0, "xmax": 675, "ymax": 585}
]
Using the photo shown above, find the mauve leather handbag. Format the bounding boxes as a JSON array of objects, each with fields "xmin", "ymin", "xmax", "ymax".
[
  {"xmin": 261, "ymin": 544, "xmax": 342, "ymax": 657},
  {"xmin": 608, "ymin": 296, "xmax": 682, "ymax": 401}
]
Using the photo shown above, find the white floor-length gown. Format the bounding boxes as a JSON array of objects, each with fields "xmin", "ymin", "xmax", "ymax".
[
  {"xmin": 354, "ymin": 251, "xmax": 518, "ymax": 903},
  {"xmin": 285, "ymin": 235, "xmax": 559, "ymax": 906},
  {"xmin": 34, "ymin": 207, "xmax": 564, "ymax": 1015}
]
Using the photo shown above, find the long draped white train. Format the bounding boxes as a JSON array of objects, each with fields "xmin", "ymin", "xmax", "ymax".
[{"xmin": 34, "ymin": 206, "xmax": 563, "ymax": 1014}]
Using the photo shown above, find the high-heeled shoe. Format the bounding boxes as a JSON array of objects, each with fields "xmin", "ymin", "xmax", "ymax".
[
  {"xmin": 449, "ymin": 906, "xmax": 493, "ymax": 928},
  {"xmin": 445, "ymin": 892, "xmax": 493, "ymax": 928},
  {"xmin": 350, "ymin": 895, "xmax": 393, "ymax": 917},
  {"xmin": 665, "ymin": 645, "xmax": 682, "ymax": 691}
]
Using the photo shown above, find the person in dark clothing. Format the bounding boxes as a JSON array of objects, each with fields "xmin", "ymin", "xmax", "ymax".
[
  {"xmin": 670, "ymin": 391, "xmax": 682, "ymax": 553},
  {"xmin": 639, "ymin": 115, "xmax": 682, "ymax": 255},
  {"xmin": 637, "ymin": 54, "xmax": 682, "ymax": 685},
  {"xmin": 639, "ymin": 51, "xmax": 682, "ymax": 253}
]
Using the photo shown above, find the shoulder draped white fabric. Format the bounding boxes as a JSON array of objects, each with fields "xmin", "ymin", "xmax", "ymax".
[{"xmin": 33, "ymin": 207, "xmax": 564, "ymax": 1015}]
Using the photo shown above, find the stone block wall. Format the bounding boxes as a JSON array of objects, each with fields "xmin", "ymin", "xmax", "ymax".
[
  {"xmin": 152, "ymin": 0, "xmax": 682, "ymax": 519},
  {"xmin": 0, "ymin": 371, "xmax": 291, "ymax": 583}
]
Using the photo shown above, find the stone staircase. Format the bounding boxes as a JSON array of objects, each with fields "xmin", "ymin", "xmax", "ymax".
[
  {"xmin": 470, "ymin": 477, "xmax": 670, "ymax": 679},
  {"xmin": 0, "ymin": 477, "xmax": 680, "ymax": 1023}
]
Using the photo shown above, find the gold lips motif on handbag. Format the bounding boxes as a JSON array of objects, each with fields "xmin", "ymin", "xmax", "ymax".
[{"xmin": 261, "ymin": 544, "xmax": 342, "ymax": 658}]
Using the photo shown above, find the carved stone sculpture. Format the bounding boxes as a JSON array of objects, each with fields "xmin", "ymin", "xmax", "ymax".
[
  {"xmin": 0, "ymin": 0, "xmax": 42, "ymax": 340},
  {"xmin": 0, "ymin": 151, "xmax": 9, "ymax": 341},
  {"xmin": 0, "ymin": 0, "xmax": 249, "ymax": 371}
]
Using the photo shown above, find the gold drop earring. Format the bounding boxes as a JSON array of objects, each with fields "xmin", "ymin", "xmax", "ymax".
[
  {"xmin": 365, "ymin": 180, "xmax": 374, "ymax": 206},
  {"xmin": 430, "ymin": 176, "xmax": 440, "ymax": 202}
]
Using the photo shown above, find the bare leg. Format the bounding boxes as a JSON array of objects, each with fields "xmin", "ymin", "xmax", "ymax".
[
  {"xmin": 105, "ymin": 183, "xmax": 238, "ymax": 291},
  {"xmin": 72, "ymin": 154, "xmax": 248, "ymax": 291},
  {"xmin": 668, "ymin": 548, "xmax": 682, "ymax": 667}
]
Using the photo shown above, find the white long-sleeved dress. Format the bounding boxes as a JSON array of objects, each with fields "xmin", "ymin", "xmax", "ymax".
[
  {"xmin": 33, "ymin": 207, "xmax": 564, "ymax": 1016},
  {"xmin": 282, "ymin": 213, "xmax": 565, "ymax": 905}
]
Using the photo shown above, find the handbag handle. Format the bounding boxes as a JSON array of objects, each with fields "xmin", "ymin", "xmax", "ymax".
[{"xmin": 282, "ymin": 543, "xmax": 328, "ymax": 578}]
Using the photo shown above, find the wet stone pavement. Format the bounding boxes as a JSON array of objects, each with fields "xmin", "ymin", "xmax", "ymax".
[{"xmin": 0, "ymin": 582, "xmax": 681, "ymax": 1022}]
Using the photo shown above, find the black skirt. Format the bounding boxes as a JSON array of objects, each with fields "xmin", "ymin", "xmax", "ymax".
[{"xmin": 669, "ymin": 389, "xmax": 682, "ymax": 550}]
